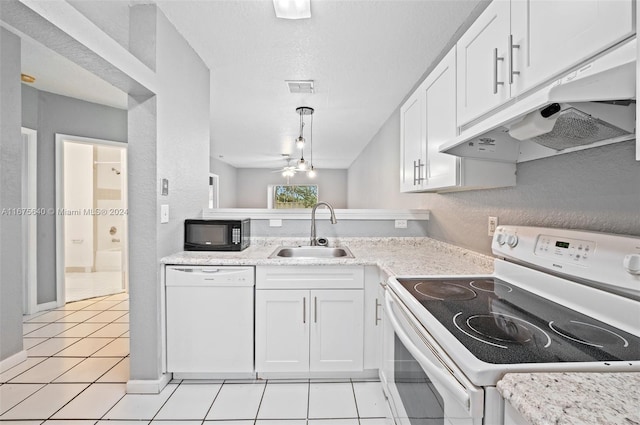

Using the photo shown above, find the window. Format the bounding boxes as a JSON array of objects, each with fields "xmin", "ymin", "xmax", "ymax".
[{"xmin": 273, "ymin": 185, "xmax": 318, "ymax": 209}]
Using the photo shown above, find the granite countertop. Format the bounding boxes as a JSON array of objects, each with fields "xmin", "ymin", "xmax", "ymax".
[
  {"xmin": 160, "ymin": 236, "xmax": 495, "ymax": 276},
  {"xmin": 497, "ymin": 372, "xmax": 640, "ymax": 425}
]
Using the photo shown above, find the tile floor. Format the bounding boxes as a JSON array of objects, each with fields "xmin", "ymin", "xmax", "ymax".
[
  {"xmin": 0, "ymin": 292, "xmax": 392, "ymax": 424},
  {"xmin": 65, "ymin": 272, "xmax": 125, "ymax": 302}
]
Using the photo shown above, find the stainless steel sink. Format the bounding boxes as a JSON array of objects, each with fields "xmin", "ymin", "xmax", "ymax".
[{"xmin": 269, "ymin": 246, "xmax": 355, "ymax": 259}]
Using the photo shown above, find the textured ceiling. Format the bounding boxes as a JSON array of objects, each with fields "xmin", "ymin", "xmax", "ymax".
[{"xmin": 17, "ymin": 0, "xmax": 483, "ymax": 169}]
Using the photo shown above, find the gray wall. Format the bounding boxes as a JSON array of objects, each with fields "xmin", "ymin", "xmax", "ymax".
[
  {"xmin": 128, "ymin": 4, "xmax": 210, "ymax": 382},
  {"xmin": 236, "ymin": 168, "xmax": 348, "ymax": 208},
  {"xmin": 0, "ymin": 28, "xmax": 24, "ymax": 362},
  {"xmin": 21, "ymin": 86, "xmax": 127, "ymax": 304},
  {"xmin": 210, "ymin": 156, "xmax": 238, "ymax": 208},
  {"xmin": 348, "ymin": 107, "xmax": 640, "ymax": 255}
]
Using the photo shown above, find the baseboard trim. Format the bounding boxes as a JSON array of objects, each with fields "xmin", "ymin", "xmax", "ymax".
[
  {"xmin": 37, "ymin": 300, "xmax": 59, "ymax": 312},
  {"xmin": 126, "ymin": 373, "xmax": 172, "ymax": 394},
  {"xmin": 0, "ymin": 350, "xmax": 27, "ymax": 373}
]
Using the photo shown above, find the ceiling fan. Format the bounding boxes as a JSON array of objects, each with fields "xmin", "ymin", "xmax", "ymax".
[{"xmin": 271, "ymin": 154, "xmax": 299, "ymax": 178}]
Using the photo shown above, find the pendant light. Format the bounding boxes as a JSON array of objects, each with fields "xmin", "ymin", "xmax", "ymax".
[{"xmin": 295, "ymin": 106, "xmax": 316, "ymax": 177}]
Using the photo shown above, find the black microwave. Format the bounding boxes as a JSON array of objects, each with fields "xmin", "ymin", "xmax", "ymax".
[{"xmin": 184, "ymin": 218, "xmax": 250, "ymax": 251}]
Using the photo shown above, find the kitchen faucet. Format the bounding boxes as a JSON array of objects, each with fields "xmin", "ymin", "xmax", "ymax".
[{"xmin": 310, "ymin": 201, "xmax": 337, "ymax": 246}]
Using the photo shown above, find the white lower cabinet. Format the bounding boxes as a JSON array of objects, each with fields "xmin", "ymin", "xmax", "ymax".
[
  {"xmin": 255, "ymin": 289, "xmax": 309, "ymax": 373},
  {"xmin": 255, "ymin": 266, "xmax": 365, "ymax": 376}
]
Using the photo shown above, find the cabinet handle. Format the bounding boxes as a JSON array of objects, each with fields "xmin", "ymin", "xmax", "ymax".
[
  {"xmin": 303, "ymin": 297, "xmax": 306, "ymax": 324},
  {"xmin": 508, "ymin": 34, "xmax": 520, "ymax": 84},
  {"xmin": 493, "ymin": 48, "xmax": 504, "ymax": 94},
  {"xmin": 412, "ymin": 160, "xmax": 418, "ymax": 185},
  {"xmin": 416, "ymin": 159, "xmax": 425, "ymax": 183},
  {"xmin": 375, "ymin": 298, "xmax": 382, "ymax": 325},
  {"xmin": 314, "ymin": 296, "xmax": 318, "ymax": 323}
]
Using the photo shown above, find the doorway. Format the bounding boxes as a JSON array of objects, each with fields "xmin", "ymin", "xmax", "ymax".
[{"xmin": 56, "ymin": 134, "xmax": 128, "ymax": 303}]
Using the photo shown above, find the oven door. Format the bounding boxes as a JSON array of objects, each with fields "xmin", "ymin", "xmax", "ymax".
[{"xmin": 382, "ymin": 289, "xmax": 484, "ymax": 425}]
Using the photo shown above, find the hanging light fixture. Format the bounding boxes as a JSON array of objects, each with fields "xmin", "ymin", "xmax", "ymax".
[{"xmin": 295, "ymin": 106, "xmax": 316, "ymax": 177}]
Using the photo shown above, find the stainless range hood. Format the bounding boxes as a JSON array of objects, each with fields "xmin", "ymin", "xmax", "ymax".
[{"xmin": 440, "ymin": 38, "xmax": 636, "ymax": 163}]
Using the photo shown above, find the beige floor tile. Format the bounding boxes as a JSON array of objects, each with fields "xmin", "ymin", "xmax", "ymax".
[
  {"xmin": 26, "ymin": 338, "xmax": 81, "ymax": 357},
  {"xmin": 0, "ymin": 383, "xmax": 45, "ymax": 415},
  {"xmin": 96, "ymin": 357, "xmax": 129, "ymax": 383},
  {"xmin": 88, "ymin": 323, "xmax": 129, "ymax": 338},
  {"xmin": 85, "ymin": 310, "xmax": 128, "ymax": 323},
  {"xmin": 103, "ymin": 383, "xmax": 178, "ymax": 420},
  {"xmin": 92, "ymin": 338, "xmax": 129, "ymax": 357},
  {"xmin": 9, "ymin": 357, "xmax": 84, "ymax": 383},
  {"xmin": 22, "ymin": 323, "xmax": 78, "ymax": 338},
  {"xmin": 54, "ymin": 338, "xmax": 114, "ymax": 357},
  {"xmin": 52, "ymin": 383, "xmax": 126, "ymax": 419},
  {"xmin": 54, "ymin": 310, "xmax": 102, "ymax": 323},
  {"xmin": 53, "ymin": 357, "xmax": 122, "ymax": 383},
  {"xmin": 0, "ymin": 383, "xmax": 88, "ymax": 420},
  {"xmin": 0, "ymin": 357, "xmax": 46, "ymax": 383},
  {"xmin": 55, "ymin": 323, "xmax": 107, "ymax": 338}
]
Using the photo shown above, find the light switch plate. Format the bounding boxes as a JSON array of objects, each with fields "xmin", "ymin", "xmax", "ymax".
[
  {"xmin": 161, "ymin": 204, "xmax": 169, "ymax": 223},
  {"xmin": 269, "ymin": 219, "xmax": 282, "ymax": 227}
]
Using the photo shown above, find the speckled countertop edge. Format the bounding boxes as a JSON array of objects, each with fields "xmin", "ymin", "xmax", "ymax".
[
  {"xmin": 160, "ymin": 236, "xmax": 495, "ymax": 276},
  {"xmin": 497, "ymin": 372, "xmax": 640, "ymax": 425}
]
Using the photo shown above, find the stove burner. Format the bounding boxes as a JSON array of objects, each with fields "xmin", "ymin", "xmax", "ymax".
[
  {"xmin": 549, "ymin": 320, "xmax": 630, "ymax": 348},
  {"xmin": 469, "ymin": 279, "xmax": 513, "ymax": 293},
  {"xmin": 467, "ymin": 315, "xmax": 532, "ymax": 344},
  {"xmin": 454, "ymin": 312, "xmax": 552, "ymax": 349},
  {"xmin": 414, "ymin": 281, "xmax": 477, "ymax": 301}
]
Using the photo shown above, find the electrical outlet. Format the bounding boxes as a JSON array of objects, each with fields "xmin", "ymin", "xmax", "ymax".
[
  {"xmin": 395, "ymin": 219, "xmax": 408, "ymax": 229},
  {"xmin": 488, "ymin": 216, "xmax": 498, "ymax": 236}
]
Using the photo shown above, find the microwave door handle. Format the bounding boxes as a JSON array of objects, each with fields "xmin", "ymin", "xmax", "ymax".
[{"xmin": 384, "ymin": 291, "xmax": 471, "ymax": 412}]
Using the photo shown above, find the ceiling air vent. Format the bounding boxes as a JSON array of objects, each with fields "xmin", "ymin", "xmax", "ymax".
[{"xmin": 286, "ymin": 80, "xmax": 314, "ymax": 94}]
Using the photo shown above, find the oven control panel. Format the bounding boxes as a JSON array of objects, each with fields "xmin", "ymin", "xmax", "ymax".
[
  {"xmin": 492, "ymin": 225, "xmax": 640, "ymax": 298},
  {"xmin": 534, "ymin": 235, "xmax": 596, "ymax": 265}
]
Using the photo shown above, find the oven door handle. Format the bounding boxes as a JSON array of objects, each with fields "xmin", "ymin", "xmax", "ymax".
[{"xmin": 384, "ymin": 291, "xmax": 472, "ymax": 412}]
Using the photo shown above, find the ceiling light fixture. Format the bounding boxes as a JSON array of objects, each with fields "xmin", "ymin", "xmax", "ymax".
[
  {"xmin": 21, "ymin": 73, "xmax": 36, "ymax": 83},
  {"xmin": 295, "ymin": 106, "xmax": 316, "ymax": 177},
  {"xmin": 273, "ymin": 0, "xmax": 311, "ymax": 19}
]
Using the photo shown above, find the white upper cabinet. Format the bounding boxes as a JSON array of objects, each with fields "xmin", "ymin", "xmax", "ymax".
[
  {"xmin": 511, "ymin": 0, "xmax": 635, "ymax": 97},
  {"xmin": 399, "ymin": 91, "xmax": 425, "ymax": 192},
  {"xmin": 457, "ymin": 0, "xmax": 635, "ymax": 127},
  {"xmin": 423, "ymin": 48, "xmax": 458, "ymax": 191},
  {"xmin": 400, "ymin": 46, "xmax": 516, "ymax": 193},
  {"xmin": 456, "ymin": 0, "xmax": 511, "ymax": 126}
]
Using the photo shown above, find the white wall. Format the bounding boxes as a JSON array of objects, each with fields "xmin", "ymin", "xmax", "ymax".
[
  {"xmin": 128, "ymin": 4, "xmax": 210, "ymax": 382},
  {"xmin": 348, "ymin": 106, "xmax": 640, "ymax": 254},
  {"xmin": 236, "ymin": 168, "xmax": 348, "ymax": 208},
  {"xmin": 63, "ymin": 142, "xmax": 94, "ymax": 268}
]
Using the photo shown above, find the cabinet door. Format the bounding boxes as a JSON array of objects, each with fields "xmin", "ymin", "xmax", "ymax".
[
  {"xmin": 423, "ymin": 47, "xmax": 459, "ymax": 191},
  {"xmin": 256, "ymin": 290, "xmax": 309, "ymax": 373},
  {"xmin": 456, "ymin": 0, "xmax": 510, "ymax": 126},
  {"xmin": 310, "ymin": 290, "xmax": 364, "ymax": 372},
  {"xmin": 400, "ymin": 90, "xmax": 425, "ymax": 192},
  {"xmin": 511, "ymin": 0, "xmax": 634, "ymax": 96}
]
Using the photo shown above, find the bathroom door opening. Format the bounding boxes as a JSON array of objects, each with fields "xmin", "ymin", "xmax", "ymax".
[{"xmin": 55, "ymin": 134, "xmax": 128, "ymax": 303}]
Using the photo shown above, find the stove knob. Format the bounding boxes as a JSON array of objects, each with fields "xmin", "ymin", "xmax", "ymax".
[
  {"xmin": 496, "ymin": 233, "xmax": 506, "ymax": 245},
  {"xmin": 506, "ymin": 234, "xmax": 519, "ymax": 248},
  {"xmin": 623, "ymin": 254, "xmax": 640, "ymax": 275}
]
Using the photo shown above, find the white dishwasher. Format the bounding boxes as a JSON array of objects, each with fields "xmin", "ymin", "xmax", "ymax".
[{"xmin": 165, "ymin": 265, "xmax": 254, "ymax": 379}]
